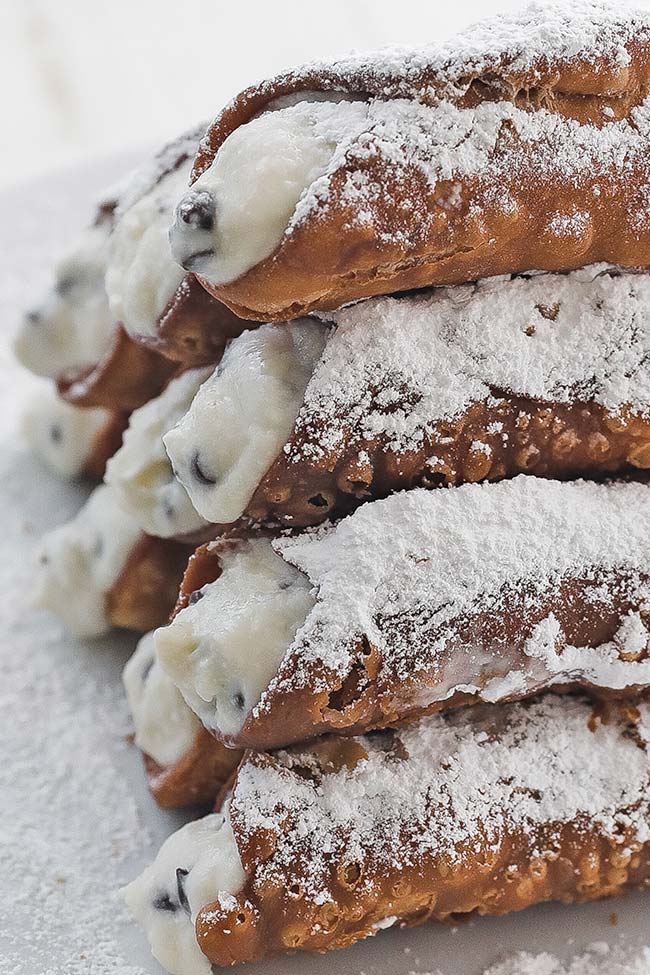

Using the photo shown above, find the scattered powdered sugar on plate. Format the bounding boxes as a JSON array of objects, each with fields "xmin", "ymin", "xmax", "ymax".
[{"xmin": 481, "ymin": 942, "xmax": 650, "ymax": 974}]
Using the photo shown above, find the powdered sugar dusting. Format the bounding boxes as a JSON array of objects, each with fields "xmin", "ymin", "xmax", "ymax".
[
  {"xmin": 213, "ymin": 1, "xmax": 650, "ymax": 249},
  {"xmin": 291, "ymin": 266, "xmax": 650, "ymax": 461},
  {"xmin": 233, "ymin": 696, "xmax": 650, "ymax": 904},
  {"xmin": 288, "ymin": 95, "xmax": 650, "ymax": 242},
  {"xmin": 261, "ymin": 479, "xmax": 650, "ymax": 707},
  {"xmin": 266, "ymin": 1, "xmax": 650, "ymax": 101},
  {"xmin": 483, "ymin": 943, "xmax": 650, "ymax": 974}
]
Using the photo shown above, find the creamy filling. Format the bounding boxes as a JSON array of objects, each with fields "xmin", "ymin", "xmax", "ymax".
[
  {"xmin": 163, "ymin": 320, "xmax": 328, "ymax": 525},
  {"xmin": 31, "ymin": 485, "xmax": 143, "ymax": 637},
  {"xmin": 122, "ymin": 807, "xmax": 244, "ymax": 975},
  {"xmin": 106, "ymin": 163, "xmax": 190, "ymax": 340},
  {"xmin": 105, "ymin": 368, "xmax": 210, "ymax": 538},
  {"xmin": 169, "ymin": 97, "xmax": 369, "ymax": 284},
  {"xmin": 13, "ymin": 222, "xmax": 114, "ymax": 380},
  {"xmin": 155, "ymin": 538, "xmax": 314, "ymax": 738},
  {"xmin": 20, "ymin": 384, "xmax": 112, "ymax": 479},
  {"xmin": 123, "ymin": 631, "xmax": 202, "ymax": 768}
]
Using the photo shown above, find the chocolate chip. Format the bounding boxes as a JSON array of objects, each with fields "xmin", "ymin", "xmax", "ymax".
[
  {"xmin": 25, "ymin": 309, "xmax": 41, "ymax": 325},
  {"xmin": 176, "ymin": 868, "xmax": 190, "ymax": 915},
  {"xmin": 162, "ymin": 499, "xmax": 176, "ymax": 521},
  {"xmin": 153, "ymin": 892, "xmax": 177, "ymax": 913},
  {"xmin": 178, "ymin": 191, "xmax": 215, "ymax": 232},
  {"xmin": 278, "ymin": 579, "xmax": 292, "ymax": 591},
  {"xmin": 191, "ymin": 452, "xmax": 217, "ymax": 486},
  {"xmin": 188, "ymin": 589, "xmax": 204, "ymax": 605},
  {"xmin": 232, "ymin": 690, "xmax": 246, "ymax": 711},
  {"xmin": 49, "ymin": 423, "xmax": 63, "ymax": 444},
  {"xmin": 56, "ymin": 275, "xmax": 76, "ymax": 297},
  {"xmin": 308, "ymin": 494, "xmax": 329, "ymax": 508}
]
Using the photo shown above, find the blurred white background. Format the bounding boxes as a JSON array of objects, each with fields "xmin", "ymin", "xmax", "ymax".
[
  {"xmin": 2, "ymin": 0, "xmax": 647, "ymax": 190},
  {"xmin": 0, "ymin": 0, "xmax": 541, "ymax": 190}
]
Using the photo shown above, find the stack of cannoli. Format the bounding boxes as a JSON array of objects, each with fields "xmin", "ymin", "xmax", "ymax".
[
  {"xmin": 18, "ymin": 1, "xmax": 650, "ymax": 971},
  {"xmin": 15, "ymin": 130, "xmax": 256, "ymax": 635}
]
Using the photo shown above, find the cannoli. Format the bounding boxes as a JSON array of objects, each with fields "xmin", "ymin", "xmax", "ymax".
[
  {"xmin": 157, "ymin": 477, "xmax": 650, "ymax": 749},
  {"xmin": 58, "ymin": 324, "xmax": 177, "ymax": 413},
  {"xmin": 20, "ymin": 384, "xmax": 127, "ymax": 481},
  {"xmin": 12, "ymin": 158, "xmax": 175, "ymax": 410},
  {"xmin": 170, "ymin": 2, "xmax": 650, "ymax": 320},
  {"xmin": 123, "ymin": 632, "xmax": 241, "ymax": 809},
  {"xmin": 105, "ymin": 125, "xmax": 256, "ymax": 366},
  {"xmin": 105, "ymin": 368, "xmax": 211, "ymax": 538},
  {"xmin": 123, "ymin": 694, "xmax": 650, "ymax": 972},
  {"xmin": 14, "ymin": 205, "xmax": 114, "ymax": 381},
  {"xmin": 165, "ymin": 267, "xmax": 650, "ymax": 528},
  {"xmin": 33, "ymin": 485, "xmax": 191, "ymax": 637}
]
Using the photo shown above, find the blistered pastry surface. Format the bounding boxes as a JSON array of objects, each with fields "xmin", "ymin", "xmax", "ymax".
[
  {"xmin": 229, "ymin": 697, "xmax": 650, "ymax": 904},
  {"xmin": 245, "ymin": 267, "xmax": 650, "ymax": 525},
  {"xmin": 217, "ymin": 478, "xmax": 650, "ymax": 743},
  {"xmin": 188, "ymin": 1, "xmax": 650, "ymax": 319},
  {"xmin": 300, "ymin": 268, "xmax": 650, "ymax": 460},
  {"xmin": 189, "ymin": 696, "xmax": 650, "ymax": 965}
]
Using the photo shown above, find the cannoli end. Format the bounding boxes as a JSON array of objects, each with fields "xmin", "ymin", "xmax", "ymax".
[
  {"xmin": 122, "ymin": 810, "xmax": 245, "ymax": 975},
  {"xmin": 163, "ymin": 320, "xmax": 328, "ymax": 525},
  {"xmin": 155, "ymin": 537, "xmax": 315, "ymax": 740},
  {"xmin": 170, "ymin": 98, "xmax": 369, "ymax": 286}
]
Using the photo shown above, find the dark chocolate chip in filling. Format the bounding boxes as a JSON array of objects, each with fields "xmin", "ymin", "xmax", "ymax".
[
  {"xmin": 178, "ymin": 191, "xmax": 215, "ymax": 232},
  {"xmin": 232, "ymin": 690, "xmax": 246, "ymax": 711},
  {"xmin": 189, "ymin": 589, "xmax": 204, "ymax": 606},
  {"xmin": 153, "ymin": 892, "xmax": 177, "ymax": 913},
  {"xmin": 191, "ymin": 452, "xmax": 217, "ymax": 486},
  {"xmin": 25, "ymin": 309, "xmax": 42, "ymax": 325},
  {"xmin": 176, "ymin": 868, "xmax": 190, "ymax": 915},
  {"xmin": 162, "ymin": 498, "xmax": 176, "ymax": 521},
  {"xmin": 49, "ymin": 423, "xmax": 63, "ymax": 444},
  {"xmin": 278, "ymin": 579, "xmax": 292, "ymax": 591},
  {"xmin": 56, "ymin": 275, "xmax": 76, "ymax": 297}
]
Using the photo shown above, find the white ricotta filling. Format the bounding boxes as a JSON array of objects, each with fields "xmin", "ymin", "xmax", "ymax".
[
  {"xmin": 163, "ymin": 319, "xmax": 328, "ymax": 525},
  {"xmin": 105, "ymin": 368, "xmax": 210, "ymax": 538},
  {"xmin": 156, "ymin": 538, "xmax": 314, "ymax": 738},
  {"xmin": 106, "ymin": 163, "xmax": 189, "ymax": 340},
  {"xmin": 122, "ymin": 807, "xmax": 244, "ymax": 975},
  {"xmin": 20, "ymin": 384, "xmax": 112, "ymax": 479},
  {"xmin": 169, "ymin": 97, "xmax": 369, "ymax": 284},
  {"xmin": 31, "ymin": 485, "xmax": 143, "ymax": 638},
  {"xmin": 13, "ymin": 222, "xmax": 114, "ymax": 380},
  {"xmin": 123, "ymin": 631, "xmax": 201, "ymax": 768}
]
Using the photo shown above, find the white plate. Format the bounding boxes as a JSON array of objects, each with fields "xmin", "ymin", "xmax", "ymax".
[{"xmin": 1, "ymin": 160, "xmax": 648, "ymax": 975}]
